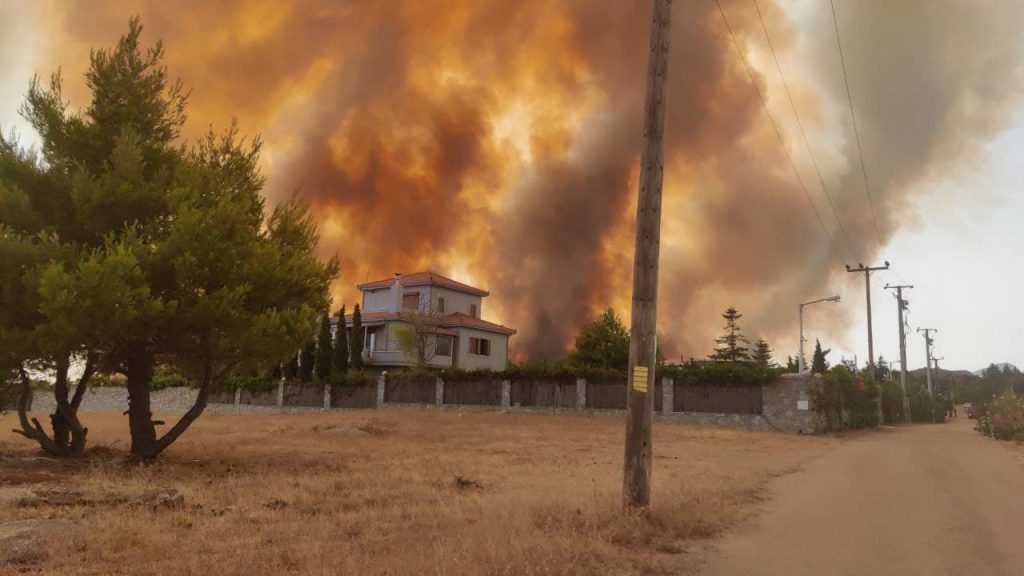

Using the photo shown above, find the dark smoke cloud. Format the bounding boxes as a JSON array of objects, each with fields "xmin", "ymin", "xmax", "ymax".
[{"xmin": 20, "ymin": 0, "xmax": 1024, "ymax": 361}]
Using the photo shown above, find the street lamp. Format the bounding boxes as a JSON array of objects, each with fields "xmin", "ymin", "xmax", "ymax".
[{"xmin": 799, "ymin": 295, "xmax": 841, "ymax": 374}]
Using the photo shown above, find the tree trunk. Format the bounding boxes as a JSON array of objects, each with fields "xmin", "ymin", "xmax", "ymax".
[
  {"xmin": 12, "ymin": 368, "xmax": 64, "ymax": 456},
  {"xmin": 125, "ymin": 344, "xmax": 158, "ymax": 460},
  {"xmin": 137, "ymin": 360, "xmax": 229, "ymax": 460},
  {"xmin": 50, "ymin": 360, "xmax": 71, "ymax": 450}
]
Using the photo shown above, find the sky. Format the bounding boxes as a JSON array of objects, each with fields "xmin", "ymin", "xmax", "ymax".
[{"xmin": 1, "ymin": 1, "xmax": 1021, "ymax": 373}]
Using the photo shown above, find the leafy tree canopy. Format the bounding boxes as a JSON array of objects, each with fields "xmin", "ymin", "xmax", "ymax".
[{"xmin": 568, "ymin": 308, "xmax": 629, "ymax": 371}]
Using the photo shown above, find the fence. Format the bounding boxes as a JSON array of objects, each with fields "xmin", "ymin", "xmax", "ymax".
[{"xmin": 207, "ymin": 373, "xmax": 819, "ymax": 433}]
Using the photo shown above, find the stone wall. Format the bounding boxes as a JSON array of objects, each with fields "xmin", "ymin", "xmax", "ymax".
[
  {"xmin": 761, "ymin": 373, "xmax": 822, "ymax": 433},
  {"xmin": 16, "ymin": 373, "xmax": 825, "ymax": 434}
]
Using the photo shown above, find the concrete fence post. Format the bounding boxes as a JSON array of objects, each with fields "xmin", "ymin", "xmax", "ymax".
[
  {"xmin": 376, "ymin": 371, "xmax": 387, "ymax": 408},
  {"xmin": 662, "ymin": 377, "xmax": 673, "ymax": 413},
  {"xmin": 323, "ymin": 383, "xmax": 332, "ymax": 410},
  {"xmin": 501, "ymin": 379, "xmax": 511, "ymax": 409},
  {"xmin": 435, "ymin": 378, "xmax": 444, "ymax": 407},
  {"xmin": 576, "ymin": 378, "xmax": 587, "ymax": 411},
  {"xmin": 234, "ymin": 387, "xmax": 242, "ymax": 405},
  {"xmin": 276, "ymin": 378, "xmax": 285, "ymax": 407}
]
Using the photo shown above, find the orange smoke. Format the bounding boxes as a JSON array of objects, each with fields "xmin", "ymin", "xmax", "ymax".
[{"xmin": 19, "ymin": 0, "xmax": 1024, "ymax": 361}]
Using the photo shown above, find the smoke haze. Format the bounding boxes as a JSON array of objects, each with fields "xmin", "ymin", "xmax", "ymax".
[{"xmin": 8, "ymin": 0, "xmax": 1024, "ymax": 361}]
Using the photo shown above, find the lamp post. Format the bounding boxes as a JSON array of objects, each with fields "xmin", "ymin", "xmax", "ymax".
[{"xmin": 799, "ymin": 295, "xmax": 841, "ymax": 374}]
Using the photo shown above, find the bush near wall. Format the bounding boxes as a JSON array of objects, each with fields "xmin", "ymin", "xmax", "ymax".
[
  {"xmin": 810, "ymin": 366, "xmax": 879, "ymax": 431},
  {"xmin": 881, "ymin": 378, "xmax": 952, "ymax": 424},
  {"xmin": 660, "ymin": 362, "xmax": 783, "ymax": 388},
  {"xmin": 977, "ymin": 391, "xmax": 1024, "ymax": 440}
]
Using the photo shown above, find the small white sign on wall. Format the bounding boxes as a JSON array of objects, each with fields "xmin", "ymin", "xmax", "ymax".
[{"xmin": 797, "ymin": 400, "xmax": 809, "ymax": 411}]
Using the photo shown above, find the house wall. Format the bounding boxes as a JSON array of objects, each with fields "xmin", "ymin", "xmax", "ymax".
[
  {"xmin": 455, "ymin": 327, "xmax": 509, "ymax": 371},
  {"xmin": 362, "ymin": 288, "xmax": 393, "ymax": 311},
  {"xmin": 427, "ymin": 286, "xmax": 483, "ymax": 317}
]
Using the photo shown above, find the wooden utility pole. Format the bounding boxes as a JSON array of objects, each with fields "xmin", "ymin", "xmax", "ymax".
[
  {"xmin": 846, "ymin": 262, "xmax": 889, "ymax": 423},
  {"xmin": 623, "ymin": 0, "xmax": 673, "ymax": 510},
  {"xmin": 918, "ymin": 328, "xmax": 937, "ymax": 397},
  {"xmin": 886, "ymin": 284, "xmax": 913, "ymax": 423}
]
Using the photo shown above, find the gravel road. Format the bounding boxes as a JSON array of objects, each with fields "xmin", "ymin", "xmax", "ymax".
[{"xmin": 693, "ymin": 417, "xmax": 1024, "ymax": 576}]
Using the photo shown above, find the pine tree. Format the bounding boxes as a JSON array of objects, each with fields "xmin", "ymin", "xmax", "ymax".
[
  {"xmin": 350, "ymin": 304, "xmax": 364, "ymax": 371},
  {"xmin": 709, "ymin": 307, "xmax": 751, "ymax": 363},
  {"xmin": 299, "ymin": 341, "xmax": 316, "ymax": 383},
  {"xmin": 315, "ymin": 309, "xmax": 332, "ymax": 380},
  {"xmin": 752, "ymin": 338, "xmax": 774, "ymax": 367},
  {"xmin": 2, "ymin": 19, "xmax": 338, "ymax": 459},
  {"xmin": 811, "ymin": 339, "xmax": 831, "ymax": 374},
  {"xmin": 333, "ymin": 305, "xmax": 349, "ymax": 374}
]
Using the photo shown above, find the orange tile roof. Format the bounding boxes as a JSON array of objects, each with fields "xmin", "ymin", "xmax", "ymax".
[
  {"xmin": 340, "ymin": 311, "xmax": 515, "ymax": 336},
  {"xmin": 357, "ymin": 271, "xmax": 489, "ymax": 297},
  {"xmin": 436, "ymin": 312, "xmax": 517, "ymax": 335}
]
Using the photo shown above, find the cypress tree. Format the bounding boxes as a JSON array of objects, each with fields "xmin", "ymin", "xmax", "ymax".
[
  {"xmin": 283, "ymin": 352, "xmax": 299, "ymax": 379},
  {"xmin": 811, "ymin": 339, "xmax": 831, "ymax": 374},
  {"xmin": 333, "ymin": 305, "xmax": 349, "ymax": 374},
  {"xmin": 315, "ymin": 309, "xmax": 332, "ymax": 379},
  {"xmin": 299, "ymin": 341, "xmax": 316, "ymax": 382},
  {"xmin": 350, "ymin": 304, "xmax": 364, "ymax": 371}
]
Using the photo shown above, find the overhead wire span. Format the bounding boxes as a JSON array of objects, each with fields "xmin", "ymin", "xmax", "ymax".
[
  {"xmin": 829, "ymin": 0, "xmax": 884, "ymax": 251},
  {"xmin": 751, "ymin": 0, "xmax": 859, "ymax": 263},
  {"xmin": 714, "ymin": 0, "xmax": 847, "ymax": 267}
]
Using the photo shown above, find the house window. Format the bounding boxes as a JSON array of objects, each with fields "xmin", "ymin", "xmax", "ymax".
[
  {"xmin": 469, "ymin": 337, "xmax": 491, "ymax": 356},
  {"xmin": 437, "ymin": 297, "xmax": 445, "ymax": 313},
  {"xmin": 435, "ymin": 335, "xmax": 452, "ymax": 357},
  {"xmin": 470, "ymin": 304, "xmax": 477, "ymax": 318},
  {"xmin": 402, "ymin": 292, "xmax": 420, "ymax": 310}
]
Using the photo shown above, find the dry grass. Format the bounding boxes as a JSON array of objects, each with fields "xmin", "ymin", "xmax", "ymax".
[{"xmin": 1, "ymin": 409, "xmax": 833, "ymax": 575}]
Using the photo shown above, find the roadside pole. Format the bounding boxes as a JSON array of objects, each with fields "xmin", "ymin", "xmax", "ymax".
[
  {"xmin": 886, "ymin": 284, "xmax": 913, "ymax": 423},
  {"xmin": 846, "ymin": 262, "xmax": 889, "ymax": 423},
  {"xmin": 623, "ymin": 0, "xmax": 673, "ymax": 510}
]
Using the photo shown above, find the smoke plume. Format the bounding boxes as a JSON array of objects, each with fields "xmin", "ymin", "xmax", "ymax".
[{"xmin": 14, "ymin": 0, "xmax": 1024, "ymax": 360}]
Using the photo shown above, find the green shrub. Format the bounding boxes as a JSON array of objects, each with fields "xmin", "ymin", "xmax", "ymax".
[
  {"xmin": 659, "ymin": 362, "xmax": 783, "ymax": 388},
  {"xmin": 220, "ymin": 375, "xmax": 279, "ymax": 395},
  {"xmin": 810, "ymin": 366, "xmax": 879, "ymax": 431},
  {"xmin": 980, "ymin": 391, "xmax": 1024, "ymax": 440},
  {"xmin": 151, "ymin": 366, "xmax": 196, "ymax": 390}
]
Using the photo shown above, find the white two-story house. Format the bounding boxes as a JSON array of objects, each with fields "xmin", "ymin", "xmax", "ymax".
[{"xmin": 340, "ymin": 272, "xmax": 516, "ymax": 371}]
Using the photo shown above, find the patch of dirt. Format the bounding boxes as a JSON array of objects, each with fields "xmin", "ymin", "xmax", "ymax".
[{"xmin": 0, "ymin": 518, "xmax": 82, "ymax": 566}]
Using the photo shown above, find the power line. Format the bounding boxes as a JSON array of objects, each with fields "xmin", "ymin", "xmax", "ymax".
[
  {"xmin": 751, "ymin": 0, "xmax": 859, "ymax": 263},
  {"xmin": 829, "ymin": 0, "xmax": 884, "ymax": 250},
  {"xmin": 714, "ymin": 0, "xmax": 846, "ymax": 267}
]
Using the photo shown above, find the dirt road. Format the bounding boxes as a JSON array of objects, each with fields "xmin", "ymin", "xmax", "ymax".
[{"xmin": 694, "ymin": 418, "xmax": 1024, "ymax": 576}]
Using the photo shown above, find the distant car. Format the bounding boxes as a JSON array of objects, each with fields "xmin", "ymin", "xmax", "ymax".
[{"xmin": 964, "ymin": 404, "xmax": 976, "ymax": 419}]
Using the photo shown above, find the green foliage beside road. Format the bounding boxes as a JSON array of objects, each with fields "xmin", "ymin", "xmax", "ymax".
[{"xmin": 810, "ymin": 366, "xmax": 879, "ymax": 431}]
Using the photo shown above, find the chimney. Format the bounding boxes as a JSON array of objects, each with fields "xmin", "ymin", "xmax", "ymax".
[{"xmin": 392, "ymin": 273, "xmax": 402, "ymax": 312}]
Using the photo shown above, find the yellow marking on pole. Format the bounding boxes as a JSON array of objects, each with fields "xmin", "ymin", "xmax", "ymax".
[{"xmin": 632, "ymin": 366, "xmax": 649, "ymax": 393}]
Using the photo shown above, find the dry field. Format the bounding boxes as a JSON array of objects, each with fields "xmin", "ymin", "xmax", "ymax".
[{"xmin": 1, "ymin": 409, "xmax": 833, "ymax": 575}]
